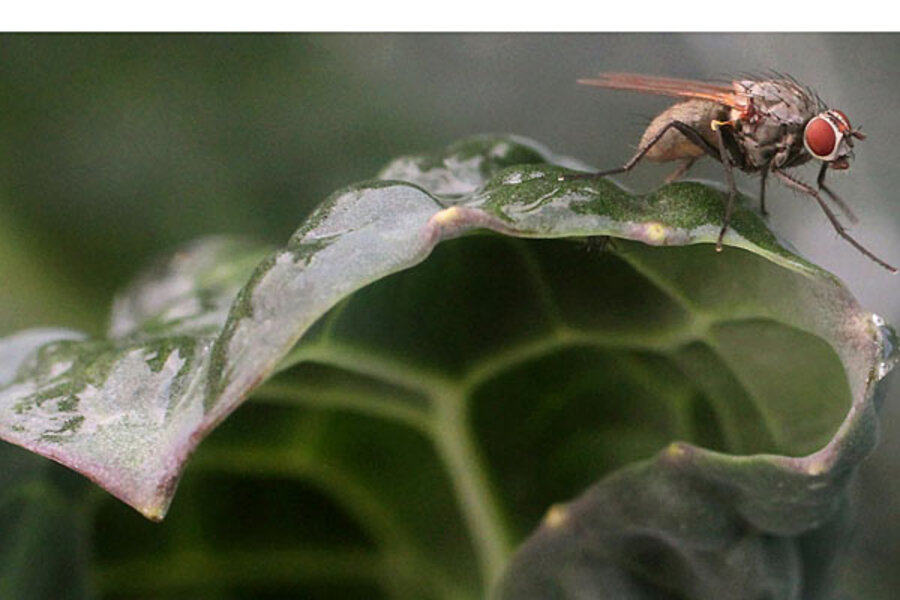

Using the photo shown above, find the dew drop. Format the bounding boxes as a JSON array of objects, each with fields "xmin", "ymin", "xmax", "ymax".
[{"xmin": 872, "ymin": 313, "xmax": 899, "ymax": 381}]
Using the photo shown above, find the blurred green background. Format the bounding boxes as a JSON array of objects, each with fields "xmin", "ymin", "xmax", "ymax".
[{"xmin": 0, "ymin": 33, "xmax": 898, "ymax": 598}]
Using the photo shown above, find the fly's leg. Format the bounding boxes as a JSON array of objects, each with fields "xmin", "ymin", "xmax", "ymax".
[
  {"xmin": 558, "ymin": 120, "xmax": 720, "ymax": 182},
  {"xmin": 816, "ymin": 162, "xmax": 859, "ymax": 224},
  {"xmin": 773, "ymin": 168, "xmax": 897, "ymax": 273},
  {"xmin": 711, "ymin": 121, "xmax": 737, "ymax": 252},
  {"xmin": 758, "ymin": 163, "xmax": 769, "ymax": 217},
  {"xmin": 664, "ymin": 158, "xmax": 696, "ymax": 183}
]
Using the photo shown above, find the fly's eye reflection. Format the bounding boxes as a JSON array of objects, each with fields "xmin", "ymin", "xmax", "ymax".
[{"xmin": 804, "ymin": 116, "xmax": 839, "ymax": 159}]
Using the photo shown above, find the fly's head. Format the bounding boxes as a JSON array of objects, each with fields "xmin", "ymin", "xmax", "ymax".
[{"xmin": 803, "ymin": 109, "xmax": 865, "ymax": 170}]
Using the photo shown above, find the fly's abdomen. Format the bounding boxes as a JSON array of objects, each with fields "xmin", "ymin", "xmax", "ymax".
[{"xmin": 640, "ymin": 99, "xmax": 729, "ymax": 162}]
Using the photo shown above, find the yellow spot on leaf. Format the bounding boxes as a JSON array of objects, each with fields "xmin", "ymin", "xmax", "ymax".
[
  {"xmin": 432, "ymin": 206, "xmax": 462, "ymax": 226},
  {"xmin": 806, "ymin": 460, "xmax": 827, "ymax": 476},
  {"xmin": 666, "ymin": 442, "xmax": 686, "ymax": 458},
  {"xmin": 543, "ymin": 504, "xmax": 569, "ymax": 529},
  {"xmin": 644, "ymin": 222, "xmax": 667, "ymax": 243}
]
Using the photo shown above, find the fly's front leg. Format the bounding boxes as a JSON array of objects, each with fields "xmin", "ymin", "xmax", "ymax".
[
  {"xmin": 711, "ymin": 120, "xmax": 737, "ymax": 252},
  {"xmin": 773, "ymin": 168, "xmax": 897, "ymax": 273},
  {"xmin": 558, "ymin": 120, "xmax": 720, "ymax": 182},
  {"xmin": 816, "ymin": 163, "xmax": 859, "ymax": 224}
]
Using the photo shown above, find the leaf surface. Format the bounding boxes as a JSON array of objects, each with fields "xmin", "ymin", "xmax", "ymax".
[{"xmin": 0, "ymin": 135, "xmax": 894, "ymax": 599}]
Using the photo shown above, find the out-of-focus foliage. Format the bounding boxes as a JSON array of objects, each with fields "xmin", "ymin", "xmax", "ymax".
[{"xmin": 0, "ymin": 35, "xmax": 446, "ymax": 333}]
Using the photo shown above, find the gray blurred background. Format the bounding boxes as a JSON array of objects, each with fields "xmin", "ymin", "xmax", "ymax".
[{"xmin": 0, "ymin": 34, "xmax": 897, "ymax": 597}]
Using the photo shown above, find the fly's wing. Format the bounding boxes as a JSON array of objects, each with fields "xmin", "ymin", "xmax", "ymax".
[{"xmin": 577, "ymin": 72, "xmax": 748, "ymax": 110}]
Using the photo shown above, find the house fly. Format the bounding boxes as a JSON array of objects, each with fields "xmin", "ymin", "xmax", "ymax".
[{"xmin": 561, "ymin": 72, "xmax": 896, "ymax": 273}]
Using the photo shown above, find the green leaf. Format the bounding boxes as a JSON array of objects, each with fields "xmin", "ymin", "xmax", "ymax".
[
  {"xmin": 0, "ymin": 237, "xmax": 273, "ymax": 521},
  {"xmin": 0, "ymin": 443, "xmax": 95, "ymax": 600},
  {"xmin": 0, "ymin": 135, "xmax": 894, "ymax": 599}
]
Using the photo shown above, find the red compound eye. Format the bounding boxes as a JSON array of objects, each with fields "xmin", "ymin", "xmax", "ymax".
[{"xmin": 804, "ymin": 116, "xmax": 837, "ymax": 159}]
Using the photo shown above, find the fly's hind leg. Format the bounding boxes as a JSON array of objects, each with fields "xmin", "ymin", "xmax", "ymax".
[{"xmin": 558, "ymin": 120, "xmax": 720, "ymax": 182}]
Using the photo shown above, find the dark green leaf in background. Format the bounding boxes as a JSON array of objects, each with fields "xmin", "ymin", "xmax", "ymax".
[
  {"xmin": 0, "ymin": 136, "xmax": 895, "ymax": 599},
  {"xmin": 0, "ymin": 442, "xmax": 96, "ymax": 600}
]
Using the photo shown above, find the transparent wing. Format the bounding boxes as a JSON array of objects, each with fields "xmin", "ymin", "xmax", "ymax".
[{"xmin": 577, "ymin": 72, "xmax": 747, "ymax": 109}]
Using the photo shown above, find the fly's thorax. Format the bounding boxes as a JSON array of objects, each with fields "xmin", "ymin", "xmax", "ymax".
[
  {"xmin": 731, "ymin": 79, "xmax": 819, "ymax": 169},
  {"xmin": 640, "ymin": 99, "xmax": 729, "ymax": 162},
  {"xmin": 738, "ymin": 79, "xmax": 819, "ymax": 125}
]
